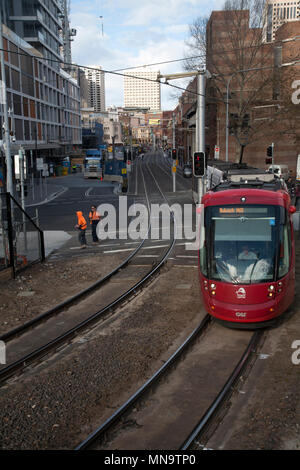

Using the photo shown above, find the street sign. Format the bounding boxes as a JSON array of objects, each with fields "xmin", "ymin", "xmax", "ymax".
[{"xmin": 36, "ymin": 158, "xmax": 44, "ymax": 170}]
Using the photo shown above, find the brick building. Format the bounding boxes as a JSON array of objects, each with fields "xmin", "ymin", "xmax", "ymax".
[{"xmin": 203, "ymin": 10, "xmax": 300, "ymax": 173}]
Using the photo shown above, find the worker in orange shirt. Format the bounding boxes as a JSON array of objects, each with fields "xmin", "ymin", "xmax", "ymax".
[
  {"xmin": 75, "ymin": 211, "xmax": 87, "ymax": 248},
  {"xmin": 89, "ymin": 205, "xmax": 101, "ymax": 245}
]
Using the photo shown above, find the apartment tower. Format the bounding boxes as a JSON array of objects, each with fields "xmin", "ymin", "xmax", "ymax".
[
  {"xmin": 124, "ymin": 70, "xmax": 161, "ymax": 111},
  {"xmin": 82, "ymin": 66, "xmax": 106, "ymax": 113},
  {"xmin": 263, "ymin": 0, "xmax": 300, "ymax": 41}
]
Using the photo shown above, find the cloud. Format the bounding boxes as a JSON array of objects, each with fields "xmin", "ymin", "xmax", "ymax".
[{"xmin": 70, "ymin": 0, "xmax": 217, "ymax": 109}]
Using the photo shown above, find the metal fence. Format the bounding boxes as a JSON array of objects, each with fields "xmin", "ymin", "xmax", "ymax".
[{"xmin": 0, "ymin": 192, "xmax": 45, "ymax": 277}]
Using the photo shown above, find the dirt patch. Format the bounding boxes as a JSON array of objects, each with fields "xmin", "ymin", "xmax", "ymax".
[
  {"xmin": 0, "ymin": 266, "xmax": 203, "ymax": 449},
  {"xmin": 0, "ymin": 253, "xmax": 128, "ymax": 336}
]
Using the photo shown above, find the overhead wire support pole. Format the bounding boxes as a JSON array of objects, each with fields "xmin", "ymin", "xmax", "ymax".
[
  {"xmin": 158, "ymin": 68, "xmax": 207, "ymax": 201},
  {"xmin": 172, "ymin": 112, "xmax": 176, "ymax": 193},
  {"xmin": 197, "ymin": 71, "xmax": 207, "ymax": 204}
]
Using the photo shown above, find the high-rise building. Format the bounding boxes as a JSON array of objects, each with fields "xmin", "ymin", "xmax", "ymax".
[
  {"xmin": 263, "ymin": 0, "xmax": 300, "ymax": 42},
  {"xmin": 124, "ymin": 70, "xmax": 161, "ymax": 111},
  {"xmin": 81, "ymin": 66, "xmax": 106, "ymax": 113},
  {"xmin": 1, "ymin": 0, "xmax": 65, "ymax": 70},
  {"xmin": 0, "ymin": 0, "xmax": 81, "ymax": 170}
]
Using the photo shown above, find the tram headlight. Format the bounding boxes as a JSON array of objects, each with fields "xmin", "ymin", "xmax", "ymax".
[
  {"xmin": 210, "ymin": 283, "xmax": 216, "ymax": 289},
  {"xmin": 267, "ymin": 285, "xmax": 275, "ymax": 298}
]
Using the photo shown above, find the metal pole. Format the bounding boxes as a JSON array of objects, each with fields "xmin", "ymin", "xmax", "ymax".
[
  {"xmin": 0, "ymin": 10, "xmax": 13, "ymax": 195},
  {"xmin": 6, "ymin": 192, "xmax": 15, "ymax": 277},
  {"xmin": 19, "ymin": 147, "xmax": 27, "ymax": 251},
  {"xmin": 197, "ymin": 72, "xmax": 206, "ymax": 203},
  {"xmin": 225, "ymin": 74, "xmax": 234, "ymax": 163},
  {"xmin": 172, "ymin": 113, "xmax": 176, "ymax": 192},
  {"xmin": 30, "ymin": 149, "xmax": 35, "ymax": 201}
]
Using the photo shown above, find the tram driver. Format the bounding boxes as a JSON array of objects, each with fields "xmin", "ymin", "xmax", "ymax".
[{"xmin": 238, "ymin": 245, "xmax": 257, "ymax": 260}]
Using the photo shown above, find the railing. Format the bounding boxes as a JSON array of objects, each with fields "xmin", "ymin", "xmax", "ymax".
[{"xmin": 0, "ymin": 193, "xmax": 45, "ymax": 278}]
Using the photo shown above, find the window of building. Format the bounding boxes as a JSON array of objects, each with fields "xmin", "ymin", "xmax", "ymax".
[
  {"xmin": 23, "ymin": 97, "xmax": 29, "ymax": 117},
  {"xmin": 11, "ymin": 69, "xmax": 20, "ymax": 91},
  {"xmin": 13, "ymin": 93, "xmax": 22, "ymax": 116},
  {"xmin": 24, "ymin": 120, "xmax": 30, "ymax": 140},
  {"xmin": 15, "ymin": 118, "xmax": 23, "ymax": 140},
  {"xmin": 29, "ymin": 100, "xmax": 36, "ymax": 118},
  {"xmin": 9, "ymin": 42, "xmax": 19, "ymax": 68}
]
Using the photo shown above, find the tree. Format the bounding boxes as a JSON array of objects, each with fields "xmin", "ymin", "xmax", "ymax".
[
  {"xmin": 184, "ymin": 0, "xmax": 280, "ymax": 163},
  {"xmin": 184, "ymin": 16, "xmax": 208, "ymax": 71}
]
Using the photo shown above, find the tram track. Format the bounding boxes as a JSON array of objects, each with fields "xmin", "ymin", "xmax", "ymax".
[
  {"xmin": 0, "ymin": 159, "xmax": 146, "ymax": 344},
  {"xmin": 75, "ymin": 320, "xmax": 263, "ymax": 450},
  {"xmin": 0, "ymin": 158, "xmax": 175, "ymax": 385}
]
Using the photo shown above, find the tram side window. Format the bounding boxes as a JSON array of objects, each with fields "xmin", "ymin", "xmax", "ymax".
[
  {"xmin": 199, "ymin": 225, "xmax": 207, "ymax": 276},
  {"xmin": 278, "ymin": 224, "xmax": 291, "ymax": 278}
]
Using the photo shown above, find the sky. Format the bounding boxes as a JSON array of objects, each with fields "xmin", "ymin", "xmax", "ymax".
[{"xmin": 69, "ymin": 0, "xmax": 225, "ymax": 111}]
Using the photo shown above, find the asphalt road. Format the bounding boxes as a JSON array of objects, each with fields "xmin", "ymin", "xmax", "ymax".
[{"xmin": 26, "ymin": 152, "xmax": 193, "ymax": 233}]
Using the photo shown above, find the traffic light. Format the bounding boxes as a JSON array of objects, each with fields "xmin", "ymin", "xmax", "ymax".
[
  {"xmin": 193, "ymin": 152, "xmax": 205, "ymax": 177},
  {"xmin": 172, "ymin": 148, "xmax": 177, "ymax": 160},
  {"xmin": 266, "ymin": 145, "xmax": 273, "ymax": 165}
]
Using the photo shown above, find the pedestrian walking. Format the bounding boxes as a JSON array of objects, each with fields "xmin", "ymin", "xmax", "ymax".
[
  {"xmin": 89, "ymin": 205, "xmax": 101, "ymax": 244},
  {"xmin": 75, "ymin": 211, "xmax": 87, "ymax": 248}
]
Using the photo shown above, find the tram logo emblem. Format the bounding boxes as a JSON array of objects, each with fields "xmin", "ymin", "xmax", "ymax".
[{"xmin": 236, "ymin": 287, "xmax": 246, "ymax": 299}]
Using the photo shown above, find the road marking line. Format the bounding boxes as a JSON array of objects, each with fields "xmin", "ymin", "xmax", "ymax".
[
  {"xmin": 142, "ymin": 244, "xmax": 169, "ymax": 250},
  {"xmin": 103, "ymin": 248, "xmax": 135, "ymax": 254},
  {"xmin": 85, "ymin": 188, "xmax": 93, "ymax": 197}
]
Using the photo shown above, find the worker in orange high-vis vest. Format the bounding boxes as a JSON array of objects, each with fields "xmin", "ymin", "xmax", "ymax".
[
  {"xmin": 75, "ymin": 211, "xmax": 87, "ymax": 248},
  {"xmin": 89, "ymin": 205, "xmax": 101, "ymax": 244}
]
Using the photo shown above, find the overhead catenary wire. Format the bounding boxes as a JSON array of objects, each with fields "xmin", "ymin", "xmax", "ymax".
[
  {"xmin": 1, "ymin": 43, "xmax": 299, "ymax": 102},
  {"xmin": 0, "ymin": 47, "xmax": 205, "ymax": 98}
]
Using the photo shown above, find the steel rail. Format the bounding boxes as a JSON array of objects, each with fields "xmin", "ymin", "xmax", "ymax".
[
  {"xmin": 75, "ymin": 154, "xmax": 191, "ymax": 450},
  {"xmin": 0, "ymin": 158, "xmax": 175, "ymax": 383},
  {"xmin": 180, "ymin": 329, "xmax": 263, "ymax": 450},
  {"xmin": 75, "ymin": 315, "xmax": 211, "ymax": 450},
  {"xmin": 0, "ymin": 159, "xmax": 149, "ymax": 344}
]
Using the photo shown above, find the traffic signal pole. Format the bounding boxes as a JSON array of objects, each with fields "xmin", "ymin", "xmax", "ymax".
[
  {"xmin": 197, "ymin": 72, "xmax": 206, "ymax": 204},
  {"xmin": 158, "ymin": 69, "xmax": 208, "ymax": 201}
]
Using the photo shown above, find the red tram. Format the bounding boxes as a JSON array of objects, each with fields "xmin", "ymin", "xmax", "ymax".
[{"xmin": 198, "ymin": 169, "xmax": 296, "ymax": 327}]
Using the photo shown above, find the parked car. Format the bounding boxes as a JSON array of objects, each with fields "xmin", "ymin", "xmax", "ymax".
[{"xmin": 183, "ymin": 164, "xmax": 192, "ymax": 178}]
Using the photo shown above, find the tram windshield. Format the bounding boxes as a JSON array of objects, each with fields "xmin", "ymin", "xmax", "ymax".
[{"xmin": 204, "ymin": 205, "xmax": 288, "ymax": 284}]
